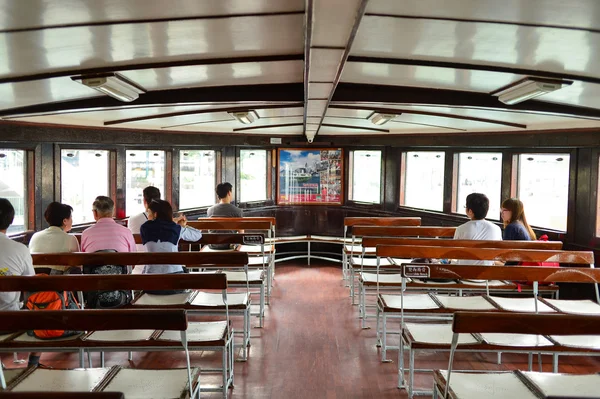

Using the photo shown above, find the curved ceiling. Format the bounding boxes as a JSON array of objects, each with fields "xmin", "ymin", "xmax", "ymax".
[{"xmin": 1, "ymin": 0, "xmax": 600, "ymax": 139}]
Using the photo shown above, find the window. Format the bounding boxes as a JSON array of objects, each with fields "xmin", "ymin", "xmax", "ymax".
[
  {"xmin": 456, "ymin": 152, "xmax": 502, "ymax": 219},
  {"xmin": 0, "ymin": 149, "xmax": 26, "ymax": 234},
  {"xmin": 517, "ymin": 153, "xmax": 570, "ymax": 231},
  {"xmin": 350, "ymin": 150, "xmax": 382, "ymax": 203},
  {"xmin": 61, "ymin": 150, "xmax": 109, "ymax": 225},
  {"xmin": 596, "ymin": 157, "xmax": 600, "ymax": 237},
  {"xmin": 403, "ymin": 151, "xmax": 445, "ymax": 211},
  {"xmin": 126, "ymin": 150, "xmax": 165, "ymax": 216},
  {"xmin": 240, "ymin": 150, "xmax": 267, "ymax": 202},
  {"xmin": 179, "ymin": 150, "xmax": 216, "ymax": 209}
]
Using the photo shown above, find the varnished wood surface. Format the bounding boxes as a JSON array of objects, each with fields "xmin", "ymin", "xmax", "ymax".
[
  {"xmin": 405, "ymin": 263, "xmax": 600, "ymax": 283},
  {"xmin": 352, "ymin": 226, "xmax": 456, "ymax": 238},
  {"xmin": 453, "ymin": 311, "xmax": 600, "ymax": 335},
  {"xmin": 361, "ymin": 237, "xmax": 563, "ymax": 250},
  {"xmin": 31, "ymin": 252, "xmax": 249, "ymax": 267},
  {"xmin": 3, "ymin": 265, "xmax": 600, "ymax": 398},
  {"xmin": 0, "ymin": 309, "xmax": 188, "ymax": 332},
  {"xmin": 130, "ymin": 233, "xmax": 266, "ymax": 245},
  {"xmin": 344, "ymin": 217, "xmax": 421, "ymax": 227},
  {"xmin": 187, "ymin": 220, "xmax": 272, "ymax": 231},
  {"xmin": 197, "ymin": 217, "xmax": 276, "ymax": 225},
  {"xmin": 377, "ymin": 245, "xmax": 595, "ymax": 264},
  {"xmin": 0, "ymin": 273, "xmax": 227, "ymax": 292},
  {"xmin": 0, "ymin": 394, "xmax": 125, "ymax": 399}
]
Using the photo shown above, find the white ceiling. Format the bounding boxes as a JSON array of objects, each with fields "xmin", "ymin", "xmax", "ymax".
[{"xmin": 1, "ymin": 0, "xmax": 600, "ymax": 138}]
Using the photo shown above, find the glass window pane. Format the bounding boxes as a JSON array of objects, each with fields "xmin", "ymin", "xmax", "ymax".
[
  {"xmin": 61, "ymin": 150, "xmax": 109, "ymax": 225},
  {"xmin": 518, "ymin": 153, "xmax": 570, "ymax": 231},
  {"xmin": 240, "ymin": 150, "xmax": 267, "ymax": 202},
  {"xmin": 126, "ymin": 150, "xmax": 165, "ymax": 216},
  {"xmin": 404, "ymin": 151, "xmax": 445, "ymax": 211},
  {"xmin": 179, "ymin": 150, "xmax": 216, "ymax": 209},
  {"xmin": 0, "ymin": 149, "xmax": 26, "ymax": 234},
  {"xmin": 457, "ymin": 152, "xmax": 502, "ymax": 219},
  {"xmin": 351, "ymin": 150, "xmax": 382, "ymax": 203},
  {"xmin": 597, "ymin": 157, "xmax": 600, "ymax": 237}
]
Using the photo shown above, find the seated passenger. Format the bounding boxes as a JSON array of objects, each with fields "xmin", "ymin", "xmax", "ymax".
[
  {"xmin": 81, "ymin": 196, "xmax": 136, "ymax": 253},
  {"xmin": 0, "ymin": 198, "xmax": 38, "ymax": 366},
  {"xmin": 128, "ymin": 186, "xmax": 161, "ymax": 273},
  {"xmin": 206, "ymin": 182, "xmax": 242, "ymax": 249},
  {"xmin": 140, "ymin": 199, "xmax": 202, "ymax": 294},
  {"xmin": 501, "ymin": 198, "xmax": 536, "ymax": 241},
  {"xmin": 454, "ymin": 193, "xmax": 501, "ymax": 265},
  {"xmin": 29, "ymin": 202, "xmax": 80, "ymax": 275}
]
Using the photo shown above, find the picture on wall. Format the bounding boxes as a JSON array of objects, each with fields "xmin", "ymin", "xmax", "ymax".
[{"xmin": 277, "ymin": 148, "xmax": 343, "ymax": 205}]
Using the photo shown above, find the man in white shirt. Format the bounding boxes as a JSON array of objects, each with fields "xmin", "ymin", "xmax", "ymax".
[{"xmin": 454, "ymin": 193, "xmax": 502, "ymax": 265}]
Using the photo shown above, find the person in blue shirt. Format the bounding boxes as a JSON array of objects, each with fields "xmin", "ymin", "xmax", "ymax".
[
  {"xmin": 501, "ymin": 198, "xmax": 536, "ymax": 241},
  {"xmin": 140, "ymin": 199, "xmax": 202, "ymax": 293}
]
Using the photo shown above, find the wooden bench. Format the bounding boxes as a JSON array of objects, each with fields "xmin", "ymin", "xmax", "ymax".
[
  {"xmin": 0, "ymin": 393, "xmax": 125, "ymax": 399},
  {"xmin": 0, "ymin": 309, "xmax": 215, "ymax": 398},
  {"xmin": 435, "ymin": 312, "xmax": 600, "ymax": 399}
]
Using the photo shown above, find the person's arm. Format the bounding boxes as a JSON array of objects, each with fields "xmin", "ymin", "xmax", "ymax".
[
  {"xmin": 180, "ymin": 226, "xmax": 202, "ymax": 242},
  {"xmin": 69, "ymin": 235, "xmax": 80, "ymax": 252},
  {"xmin": 126, "ymin": 231, "xmax": 137, "ymax": 252}
]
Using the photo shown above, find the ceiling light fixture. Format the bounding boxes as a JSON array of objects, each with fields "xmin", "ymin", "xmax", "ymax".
[
  {"xmin": 71, "ymin": 73, "xmax": 145, "ymax": 102},
  {"xmin": 229, "ymin": 111, "xmax": 259, "ymax": 124},
  {"xmin": 370, "ymin": 113, "xmax": 397, "ymax": 126},
  {"xmin": 493, "ymin": 78, "xmax": 572, "ymax": 105}
]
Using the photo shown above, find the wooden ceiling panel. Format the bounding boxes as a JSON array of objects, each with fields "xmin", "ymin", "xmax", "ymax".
[
  {"xmin": 352, "ymin": 16, "xmax": 600, "ymax": 78},
  {"xmin": 0, "ymin": 15, "xmax": 304, "ymax": 79},
  {"xmin": 1, "ymin": 0, "xmax": 305, "ymax": 31},
  {"xmin": 366, "ymin": 0, "xmax": 600, "ymax": 30},
  {"xmin": 120, "ymin": 60, "xmax": 303, "ymax": 90}
]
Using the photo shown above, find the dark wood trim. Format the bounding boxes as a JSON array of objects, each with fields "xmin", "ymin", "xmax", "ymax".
[
  {"xmin": 109, "ymin": 150, "xmax": 117, "ymax": 204},
  {"xmin": 398, "ymin": 151, "xmax": 406, "ymax": 205},
  {"xmin": 313, "ymin": 0, "xmax": 370, "ymax": 137},
  {"xmin": 363, "ymin": 13, "xmax": 600, "ymax": 35},
  {"xmin": 442, "ymin": 150, "xmax": 454, "ymax": 213},
  {"xmin": 0, "ymin": 84, "xmax": 304, "ymax": 118},
  {"xmin": 500, "ymin": 150, "xmax": 513, "ymax": 203},
  {"xmin": 332, "ymin": 104, "xmax": 526, "ymax": 128},
  {"xmin": 390, "ymin": 120, "xmax": 467, "ymax": 132},
  {"xmin": 0, "ymin": 54, "xmax": 304, "ymax": 85},
  {"xmin": 346, "ymin": 55, "xmax": 600, "ymax": 86},
  {"xmin": 567, "ymin": 149, "xmax": 578, "ymax": 242},
  {"xmin": 322, "ymin": 123, "xmax": 388, "ymax": 132},
  {"xmin": 333, "ymin": 83, "xmax": 600, "ymax": 119},
  {"xmin": 0, "ymin": 11, "xmax": 305, "ymax": 34},
  {"xmin": 303, "ymin": 0, "xmax": 314, "ymax": 138},
  {"xmin": 161, "ymin": 118, "xmax": 233, "ymax": 129},
  {"xmin": 449, "ymin": 152, "xmax": 459, "ymax": 212},
  {"xmin": 165, "ymin": 149, "xmax": 173, "ymax": 207},
  {"xmin": 26, "ymin": 149, "xmax": 36, "ymax": 230},
  {"xmin": 105, "ymin": 103, "xmax": 303, "ymax": 126},
  {"xmin": 53, "ymin": 144, "xmax": 61, "ymax": 202},
  {"xmin": 233, "ymin": 123, "xmax": 303, "ymax": 132}
]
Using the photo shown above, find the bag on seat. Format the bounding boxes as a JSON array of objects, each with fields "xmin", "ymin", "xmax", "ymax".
[
  {"xmin": 83, "ymin": 250, "xmax": 133, "ymax": 309},
  {"xmin": 24, "ymin": 274, "xmax": 80, "ymax": 339}
]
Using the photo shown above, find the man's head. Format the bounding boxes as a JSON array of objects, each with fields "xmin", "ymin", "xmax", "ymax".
[
  {"xmin": 142, "ymin": 186, "xmax": 161, "ymax": 208},
  {"xmin": 215, "ymin": 182, "xmax": 233, "ymax": 202},
  {"xmin": 0, "ymin": 198, "xmax": 15, "ymax": 232},
  {"xmin": 92, "ymin": 196, "xmax": 114, "ymax": 220},
  {"xmin": 465, "ymin": 193, "xmax": 489, "ymax": 220}
]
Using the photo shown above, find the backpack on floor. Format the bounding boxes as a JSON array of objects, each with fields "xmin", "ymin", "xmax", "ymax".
[
  {"xmin": 83, "ymin": 250, "xmax": 133, "ymax": 309},
  {"xmin": 24, "ymin": 275, "xmax": 81, "ymax": 339}
]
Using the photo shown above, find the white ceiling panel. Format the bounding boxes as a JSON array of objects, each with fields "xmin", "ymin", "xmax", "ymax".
[
  {"xmin": 257, "ymin": 107, "xmax": 304, "ymax": 118},
  {"xmin": 312, "ymin": 0, "xmax": 364, "ymax": 47},
  {"xmin": 326, "ymin": 108, "xmax": 373, "ymax": 119},
  {"xmin": 352, "ymin": 16, "xmax": 600, "ymax": 78},
  {"xmin": 306, "ymin": 100, "xmax": 328, "ymax": 117},
  {"xmin": 0, "ymin": 1, "xmax": 304, "ymax": 30},
  {"xmin": 366, "ymin": 0, "xmax": 600, "ymax": 30},
  {"xmin": 0, "ymin": 77, "xmax": 98, "ymax": 110},
  {"xmin": 537, "ymin": 81, "xmax": 600, "ymax": 110},
  {"xmin": 307, "ymin": 49, "xmax": 344, "ymax": 82},
  {"xmin": 172, "ymin": 123, "xmax": 302, "ymax": 135},
  {"xmin": 395, "ymin": 113, "xmax": 517, "ymax": 131},
  {"xmin": 308, "ymin": 82, "xmax": 333, "ymax": 99},
  {"xmin": 120, "ymin": 60, "xmax": 303, "ymax": 90},
  {"xmin": 0, "ymin": 15, "xmax": 304, "ymax": 78}
]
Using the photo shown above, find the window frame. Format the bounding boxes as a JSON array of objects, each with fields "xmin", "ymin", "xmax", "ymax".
[
  {"xmin": 0, "ymin": 145, "xmax": 34, "ymax": 234},
  {"xmin": 177, "ymin": 148, "xmax": 220, "ymax": 211},
  {"xmin": 347, "ymin": 148, "xmax": 384, "ymax": 206},
  {"xmin": 237, "ymin": 148, "xmax": 272, "ymax": 206},
  {"xmin": 399, "ymin": 149, "xmax": 447, "ymax": 213},
  {"xmin": 124, "ymin": 148, "xmax": 169, "ymax": 217}
]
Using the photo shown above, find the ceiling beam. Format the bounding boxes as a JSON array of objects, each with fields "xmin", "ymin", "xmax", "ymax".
[
  {"xmin": 332, "ymin": 83, "xmax": 600, "ymax": 119},
  {"xmin": 0, "ymin": 54, "xmax": 304, "ymax": 85},
  {"xmin": 330, "ymin": 104, "xmax": 526, "ymax": 128},
  {"xmin": 233, "ymin": 123, "xmax": 303, "ymax": 132},
  {"xmin": 321, "ymin": 123, "xmax": 387, "ymax": 132},
  {"xmin": 302, "ymin": 0, "xmax": 314, "ymax": 140},
  {"xmin": 105, "ymin": 103, "xmax": 303, "ymax": 126},
  {"xmin": 0, "ymin": 83, "xmax": 304, "ymax": 118},
  {"xmin": 346, "ymin": 56, "xmax": 600, "ymax": 86}
]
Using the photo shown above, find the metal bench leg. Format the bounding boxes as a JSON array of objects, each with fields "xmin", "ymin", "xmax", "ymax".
[
  {"xmin": 376, "ymin": 304, "xmax": 381, "ymax": 347},
  {"xmin": 409, "ymin": 348, "xmax": 415, "ymax": 399},
  {"xmin": 307, "ymin": 241, "xmax": 311, "ymax": 266},
  {"xmin": 222, "ymin": 348, "xmax": 228, "ymax": 398},
  {"xmin": 361, "ymin": 284, "xmax": 370, "ymax": 329},
  {"xmin": 128, "ymin": 351, "xmax": 133, "ymax": 361},
  {"xmin": 553, "ymin": 354, "xmax": 559, "ymax": 373},
  {"xmin": 497, "ymin": 352, "xmax": 502, "ymax": 365},
  {"xmin": 258, "ymin": 284, "xmax": 265, "ymax": 328},
  {"xmin": 527, "ymin": 352, "xmax": 533, "ymax": 371},
  {"xmin": 398, "ymin": 333, "xmax": 406, "ymax": 389},
  {"xmin": 382, "ymin": 313, "xmax": 391, "ymax": 362}
]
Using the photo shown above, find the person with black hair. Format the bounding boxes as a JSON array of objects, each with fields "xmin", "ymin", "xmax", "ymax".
[
  {"xmin": 29, "ymin": 202, "xmax": 80, "ymax": 274},
  {"xmin": 454, "ymin": 193, "xmax": 502, "ymax": 265},
  {"xmin": 140, "ymin": 200, "xmax": 202, "ymax": 289},
  {"xmin": 206, "ymin": 182, "xmax": 242, "ymax": 249},
  {"xmin": 128, "ymin": 186, "xmax": 161, "ymax": 235}
]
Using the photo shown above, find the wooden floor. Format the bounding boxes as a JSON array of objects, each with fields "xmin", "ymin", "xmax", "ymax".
[{"xmin": 4, "ymin": 263, "xmax": 600, "ymax": 398}]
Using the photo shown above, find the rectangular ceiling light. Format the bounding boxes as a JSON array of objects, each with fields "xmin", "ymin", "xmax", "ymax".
[
  {"xmin": 72, "ymin": 73, "xmax": 145, "ymax": 102},
  {"xmin": 228, "ymin": 110, "xmax": 259, "ymax": 124},
  {"xmin": 370, "ymin": 113, "xmax": 397, "ymax": 125},
  {"xmin": 494, "ymin": 78, "xmax": 572, "ymax": 105}
]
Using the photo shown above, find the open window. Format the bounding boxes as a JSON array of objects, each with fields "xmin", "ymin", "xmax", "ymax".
[
  {"xmin": 402, "ymin": 151, "xmax": 445, "ymax": 212},
  {"xmin": 179, "ymin": 150, "xmax": 217, "ymax": 209},
  {"xmin": 239, "ymin": 149, "xmax": 268, "ymax": 203},
  {"xmin": 455, "ymin": 152, "xmax": 502, "ymax": 219},
  {"xmin": 349, "ymin": 150, "xmax": 382, "ymax": 204},
  {"xmin": 126, "ymin": 150, "xmax": 165, "ymax": 216},
  {"xmin": 0, "ymin": 149, "xmax": 27, "ymax": 234}
]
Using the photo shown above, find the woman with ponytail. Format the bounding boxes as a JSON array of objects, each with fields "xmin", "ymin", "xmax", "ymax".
[{"xmin": 500, "ymin": 198, "xmax": 536, "ymax": 241}]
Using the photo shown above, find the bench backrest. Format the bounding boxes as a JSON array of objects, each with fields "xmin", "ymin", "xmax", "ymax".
[
  {"xmin": 31, "ymin": 252, "xmax": 249, "ymax": 267},
  {"xmin": 0, "ymin": 273, "xmax": 228, "ymax": 292},
  {"xmin": 0, "ymin": 309, "xmax": 188, "ymax": 332},
  {"xmin": 0, "ymin": 393, "xmax": 125, "ymax": 399},
  {"xmin": 188, "ymin": 220, "xmax": 272, "ymax": 231},
  {"xmin": 353, "ymin": 226, "xmax": 456, "ymax": 238},
  {"xmin": 362, "ymin": 237, "xmax": 562, "ymax": 250},
  {"xmin": 131, "ymin": 233, "xmax": 265, "ymax": 246},
  {"xmin": 376, "ymin": 245, "xmax": 594, "ymax": 264},
  {"xmin": 344, "ymin": 217, "xmax": 421, "ymax": 228}
]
